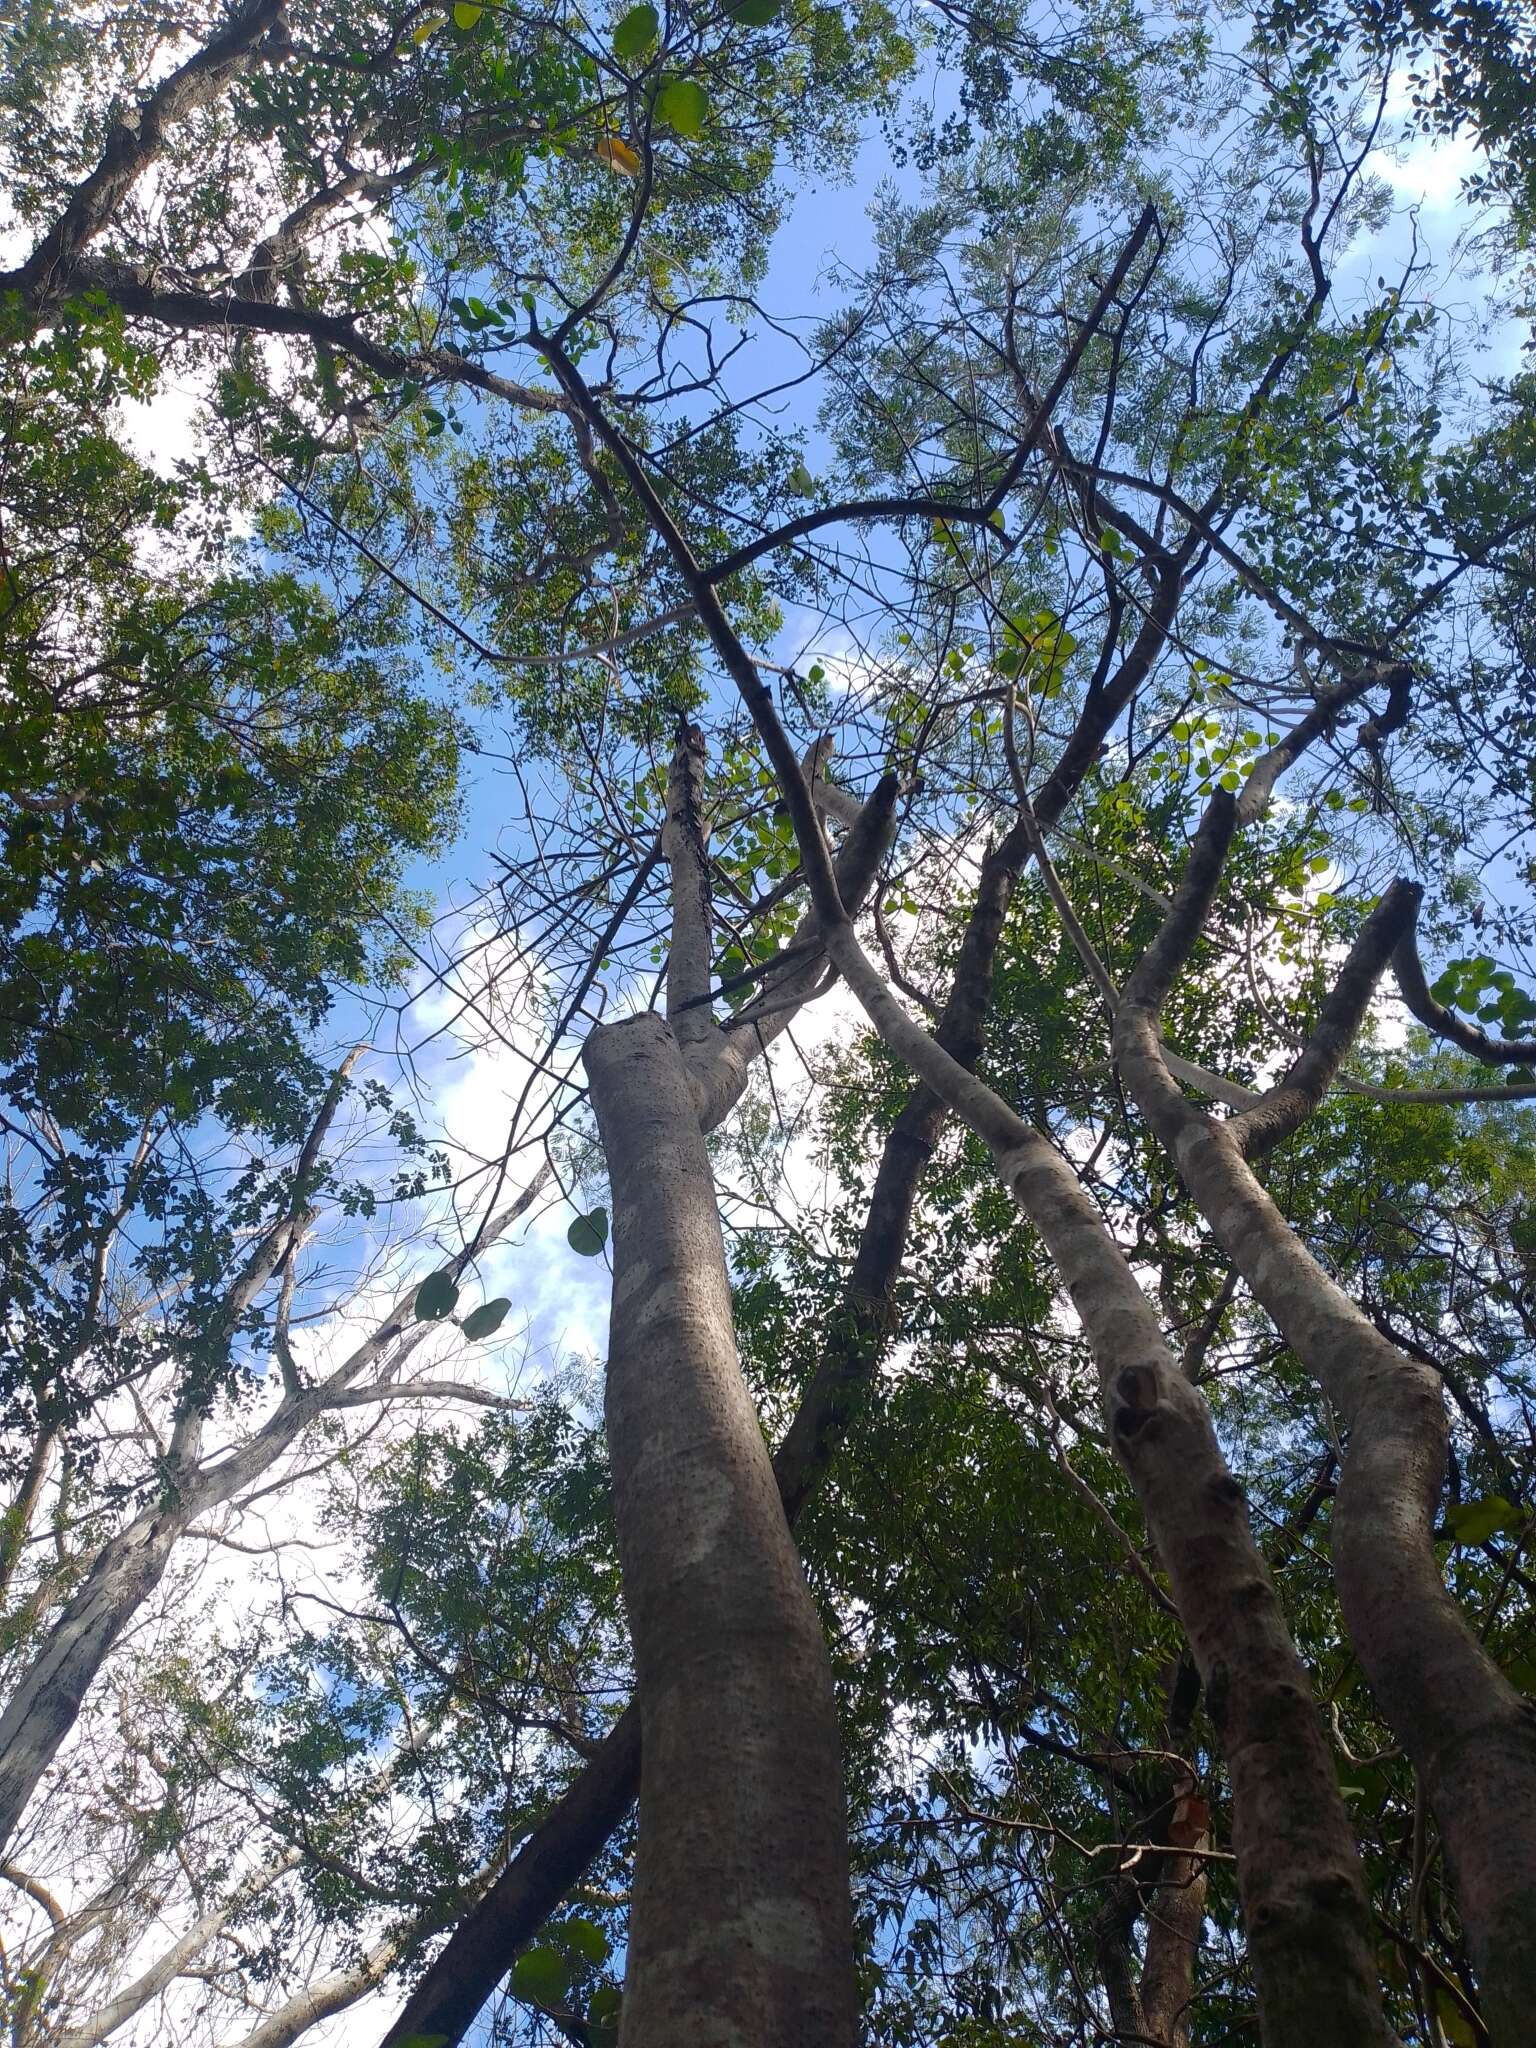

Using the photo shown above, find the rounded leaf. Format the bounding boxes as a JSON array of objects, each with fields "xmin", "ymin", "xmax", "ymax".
[
  {"xmin": 655, "ymin": 77, "xmax": 709, "ymax": 136},
  {"xmin": 567, "ymin": 1208, "xmax": 609, "ymax": 1257},
  {"xmin": 461, "ymin": 1296, "xmax": 512, "ymax": 1342},
  {"xmin": 511, "ymin": 1947, "xmax": 574, "ymax": 2006},
  {"xmin": 414, "ymin": 1269, "xmax": 460, "ymax": 1321},
  {"xmin": 589, "ymin": 1982, "xmax": 622, "ymax": 2041},
  {"xmin": 452, "ymin": 2, "xmax": 483, "ymax": 25},
  {"xmin": 560, "ymin": 1917, "xmax": 610, "ymax": 1965},
  {"xmin": 727, "ymin": 0, "xmax": 783, "ymax": 19},
  {"xmin": 612, "ymin": 3, "xmax": 659, "ymax": 58}
]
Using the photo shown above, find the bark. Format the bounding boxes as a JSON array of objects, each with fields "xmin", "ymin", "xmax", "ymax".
[
  {"xmin": 1392, "ymin": 920, "xmax": 1536, "ymax": 1065},
  {"xmin": 661, "ymin": 725, "xmax": 718, "ymax": 1057},
  {"xmin": 0, "ymin": 1426, "xmax": 56, "ymax": 1610},
  {"xmin": 547, "ymin": 332, "xmax": 1397, "ymax": 2046},
  {"xmin": 1137, "ymin": 1844, "xmax": 1207, "ymax": 2048},
  {"xmin": 583, "ymin": 1013, "xmax": 856, "ymax": 2048},
  {"xmin": 1092, "ymin": 1666, "xmax": 1207, "ymax": 2048},
  {"xmin": 797, "ymin": 884, "xmax": 1392, "ymax": 2041},
  {"xmin": 2, "ymin": 0, "xmax": 287, "ymax": 303},
  {"xmin": 1095, "ymin": 1845, "xmax": 1206, "ymax": 2048},
  {"xmin": 650, "ymin": 660, "xmax": 1392, "ymax": 2040},
  {"xmin": 1115, "ymin": 791, "xmax": 1536, "ymax": 2046},
  {"xmin": 0, "ymin": 1212, "xmax": 293, "ymax": 1856},
  {"xmin": 378, "ymin": 1706, "xmax": 641, "ymax": 2048},
  {"xmin": 998, "ymin": 1130, "xmax": 1393, "ymax": 2048}
]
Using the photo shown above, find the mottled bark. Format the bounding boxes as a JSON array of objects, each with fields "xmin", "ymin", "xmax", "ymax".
[
  {"xmin": 1, "ymin": 0, "xmax": 287, "ymax": 304},
  {"xmin": 1137, "ymin": 1845, "xmax": 1207, "ymax": 2048},
  {"xmin": 1116, "ymin": 791, "xmax": 1536, "ymax": 2045},
  {"xmin": 1000, "ymin": 1131, "xmax": 1394, "ymax": 2048},
  {"xmin": 584, "ymin": 1014, "xmax": 856, "ymax": 2048},
  {"xmin": 746, "ymin": 821, "xmax": 1393, "ymax": 2043},
  {"xmin": 765, "ymin": 865, "xmax": 1393, "ymax": 2039}
]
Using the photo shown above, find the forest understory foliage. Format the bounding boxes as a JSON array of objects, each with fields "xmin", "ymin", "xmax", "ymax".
[{"xmin": 1, "ymin": 0, "xmax": 1535, "ymax": 2044}]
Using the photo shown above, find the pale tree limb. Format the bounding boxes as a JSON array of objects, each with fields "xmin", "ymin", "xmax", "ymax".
[
  {"xmin": 315, "ymin": 1381, "xmax": 532, "ymax": 1414},
  {"xmin": 51, "ymin": 1848, "xmax": 305, "ymax": 2048},
  {"xmin": 1113, "ymin": 756, "xmax": 1536, "ymax": 2046},
  {"xmin": 0, "ymin": 1148, "xmax": 548, "ymax": 1862},
  {"xmin": 225, "ymin": 1930, "xmax": 404, "ymax": 2048}
]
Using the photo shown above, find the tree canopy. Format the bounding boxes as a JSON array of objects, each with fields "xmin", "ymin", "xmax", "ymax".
[{"xmin": 2, "ymin": 2, "xmax": 1535, "ymax": 2046}]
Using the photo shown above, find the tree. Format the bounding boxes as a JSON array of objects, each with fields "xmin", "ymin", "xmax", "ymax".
[{"xmin": 4, "ymin": 3, "xmax": 1536, "ymax": 2046}]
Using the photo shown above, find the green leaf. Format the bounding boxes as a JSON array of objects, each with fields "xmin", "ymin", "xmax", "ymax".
[
  {"xmin": 560, "ymin": 1917, "xmax": 611, "ymax": 1965},
  {"xmin": 727, "ymin": 0, "xmax": 783, "ymax": 20},
  {"xmin": 452, "ymin": 1, "xmax": 483, "ymax": 25},
  {"xmin": 785, "ymin": 460, "xmax": 815, "ymax": 497},
  {"xmin": 415, "ymin": 1269, "xmax": 460, "ymax": 1321},
  {"xmin": 656, "ymin": 77, "xmax": 709, "ymax": 135},
  {"xmin": 412, "ymin": 16, "xmax": 447, "ymax": 38},
  {"xmin": 589, "ymin": 1982, "xmax": 623, "ymax": 2039},
  {"xmin": 1444, "ymin": 1495, "xmax": 1522, "ymax": 1546},
  {"xmin": 567, "ymin": 1208, "xmax": 609, "ymax": 1256},
  {"xmin": 512, "ymin": 1948, "xmax": 574, "ymax": 2005},
  {"xmin": 612, "ymin": 3, "xmax": 659, "ymax": 58},
  {"xmin": 1436, "ymin": 1991, "xmax": 1482, "ymax": 2047},
  {"xmin": 461, "ymin": 1296, "xmax": 512, "ymax": 1341}
]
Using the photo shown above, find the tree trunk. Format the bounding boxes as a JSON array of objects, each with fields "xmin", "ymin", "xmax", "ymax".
[
  {"xmin": 1001, "ymin": 1134, "xmax": 1395, "ymax": 2048},
  {"xmin": 1135, "ymin": 1103, "xmax": 1536, "ymax": 2045},
  {"xmin": 1113, "ymin": 807, "xmax": 1536, "ymax": 2045},
  {"xmin": 0, "ymin": 1487, "xmax": 194, "ymax": 1856},
  {"xmin": 584, "ymin": 1012, "xmax": 856, "ymax": 2048}
]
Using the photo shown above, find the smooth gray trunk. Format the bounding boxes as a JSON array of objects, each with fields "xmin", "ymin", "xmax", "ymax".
[{"xmin": 585, "ymin": 1013, "xmax": 857, "ymax": 2048}]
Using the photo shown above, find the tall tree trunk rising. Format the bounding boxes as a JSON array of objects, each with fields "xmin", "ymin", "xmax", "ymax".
[{"xmin": 584, "ymin": 1012, "xmax": 857, "ymax": 2048}]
